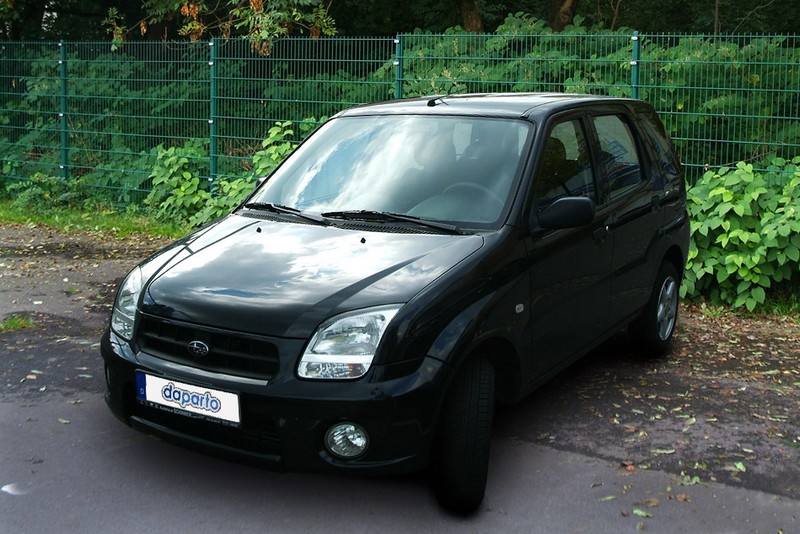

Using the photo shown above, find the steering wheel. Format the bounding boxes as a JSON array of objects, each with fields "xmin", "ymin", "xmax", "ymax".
[{"xmin": 443, "ymin": 182, "xmax": 505, "ymax": 213}]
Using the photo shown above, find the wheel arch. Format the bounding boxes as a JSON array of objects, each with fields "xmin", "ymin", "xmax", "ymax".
[
  {"xmin": 662, "ymin": 244, "xmax": 686, "ymax": 280},
  {"xmin": 462, "ymin": 336, "xmax": 522, "ymax": 405}
]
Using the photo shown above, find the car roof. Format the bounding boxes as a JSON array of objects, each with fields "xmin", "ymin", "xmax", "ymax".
[{"xmin": 335, "ymin": 92, "xmax": 642, "ymax": 121}]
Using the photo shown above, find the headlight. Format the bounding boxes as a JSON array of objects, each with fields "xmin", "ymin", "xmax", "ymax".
[
  {"xmin": 110, "ymin": 248, "xmax": 178, "ymax": 341},
  {"xmin": 110, "ymin": 266, "xmax": 145, "ymax": 341},
  {"xmin": 298, "ymin": 305, "xmax": 401, "ymax": 380}
]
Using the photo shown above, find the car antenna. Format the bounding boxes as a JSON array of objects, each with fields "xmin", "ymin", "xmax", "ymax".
[{"xmin": 426, "ymin": 95, "xmax": 448, "ymax": 107}]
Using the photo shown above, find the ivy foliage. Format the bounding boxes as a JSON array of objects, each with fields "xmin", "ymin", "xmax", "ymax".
[{"xmin": 682, "ymin": 157, "xmax": 800, "ymax": 310}]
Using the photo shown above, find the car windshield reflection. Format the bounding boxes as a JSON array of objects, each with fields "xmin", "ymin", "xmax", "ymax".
[{"xmin": 251, "ymin": 115, "xmax": 532, "ymax": 228}]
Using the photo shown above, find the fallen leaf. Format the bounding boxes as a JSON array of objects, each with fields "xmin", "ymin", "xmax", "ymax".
[
  {"xmin": 653, "ymin": 448, "xmax": 676, "ymax": 455},
  {"xmin": 632, "ymin": 509, "xmax": 652, "ymax": 518}
]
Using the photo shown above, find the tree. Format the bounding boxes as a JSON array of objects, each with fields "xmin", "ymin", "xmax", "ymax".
[
  {"xmin": 132, "ymin": 0, "xmax": 336, "ymax": 41},
  {"xmin": 460, "ymin": 0, "xmax": 484, "ymax": 32},
  {"xmin": 547, "ymin": 0, "xmax": 579, "ymax": 31},
  {"xmin": 1, "ymin": 0, "xmax": 48, "ymax": 39},
  {"xmin": 1, "ymin": 0, "xmax": 143, "ymax": 40},
  {"xmin": 1, "ymin": 0, "xmax": 797, "ymax": 41}
]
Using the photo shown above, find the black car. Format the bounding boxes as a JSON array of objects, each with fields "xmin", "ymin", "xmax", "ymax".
[{"xmin": 102, "ymin": 93, "xmax": 689, "ymax": 513}]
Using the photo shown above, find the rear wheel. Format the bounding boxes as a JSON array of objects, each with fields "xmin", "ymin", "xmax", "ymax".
[
  {"xmin": 432, "ymin": 357, "xmax": 495, "ymax": 514},
  {"xmin": 630, "ymin": 262, "xmax": 680, "ymax": 354}
]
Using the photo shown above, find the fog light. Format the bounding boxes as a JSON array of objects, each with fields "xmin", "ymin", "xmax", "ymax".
[{"xmin": 325, "ymin": 423, "xmax": 369, "ymax": 459}]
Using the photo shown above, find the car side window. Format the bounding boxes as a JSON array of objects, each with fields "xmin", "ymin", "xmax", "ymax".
[
  {"xmin": 637, "ymin": 108, "xmax": 681, "ymax": 184},
  {"xmin": 535, "ymin": 119, "xmax": 595, "ymax": 210},
  {"xmin": 592, "ymin": 115, "xmax": 644, "ymax": 202}
]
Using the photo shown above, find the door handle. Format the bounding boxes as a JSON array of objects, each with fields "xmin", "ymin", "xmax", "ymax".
[
  {"xmin": 593, "ymin": 225, "xmax": 609, "ymax": 241},
  {"xmin": 651, "ymin": 195, "xmax": 662, "ymax": 211}
]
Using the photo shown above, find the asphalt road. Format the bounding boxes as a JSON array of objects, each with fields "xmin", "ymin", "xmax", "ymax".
[{"xmin": 1, "ymin": 391, "xmax": 798, "ymax": 533}]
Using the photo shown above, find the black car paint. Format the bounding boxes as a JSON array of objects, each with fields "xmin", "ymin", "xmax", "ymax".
[{"xmin": 102, "ymin": 93, "xmax": 689, "ymax": 479}]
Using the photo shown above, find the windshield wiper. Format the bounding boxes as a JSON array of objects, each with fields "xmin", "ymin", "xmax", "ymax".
[
  {"xmin": 244, "ymin": 202, "xmax": 329, "ymax": 226},
  {"xmin": 321, "ymin": 210, "xmax": 463, "ymax": 235}
]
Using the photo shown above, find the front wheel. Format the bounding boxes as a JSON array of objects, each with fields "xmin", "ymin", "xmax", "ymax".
[
  {"xmin": 432, "ymin": 357, "xmax": 495, "ymax": 514},
  {"xmin": 630, "ymin": 262, "xmax": 680, "ymax": 354}
]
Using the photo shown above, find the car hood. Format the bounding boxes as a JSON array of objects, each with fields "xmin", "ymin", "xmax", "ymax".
[{"xmin": 142, "ymin": 214, "xmax": 483, "ymax": 338}]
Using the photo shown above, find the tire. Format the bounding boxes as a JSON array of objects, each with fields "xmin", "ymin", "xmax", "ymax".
[
  {"xmin": 630, "ymin": 261, "xmax": 680, "ymax": 354},
  {"xmin": 432, "ymin": 357, "xmax": 495, "ymax": 514}
]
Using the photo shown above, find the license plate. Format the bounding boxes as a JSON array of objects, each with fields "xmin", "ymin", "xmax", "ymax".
[{"xmin": 135, "ymin": 371, "xmax": 241, "ymax": 425}]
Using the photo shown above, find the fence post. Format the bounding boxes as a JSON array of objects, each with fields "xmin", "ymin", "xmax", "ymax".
[
  {"xmin": 394, "ymin": 35, "xmax": 404, "ymax": 99},
  {"xmin": 58, "ymin": 41, "xmax": 69, "ymax": 181},
  {"xmin": 630, "ymin": 31, "xmax": 641, "ymax": 99},
  {"xmin": 209, "ymin": 39, "xmax": 218, "ymax": 187}
]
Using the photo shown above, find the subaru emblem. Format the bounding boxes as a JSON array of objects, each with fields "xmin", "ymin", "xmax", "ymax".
[{"xmin": 187, "ymin": 340, "xmax": 210, "ymax": 357}]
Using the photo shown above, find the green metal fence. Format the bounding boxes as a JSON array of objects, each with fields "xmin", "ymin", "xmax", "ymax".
[
  {"xmin": 397, "ymin": 32, "xmax": 800, "ymax": 179},
  {"xmin": 1, "ymin": 32, "xmax": 799, "ymax": 203}
]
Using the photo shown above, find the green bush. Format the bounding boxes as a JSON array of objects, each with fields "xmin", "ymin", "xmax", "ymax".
[
  {"xmin": 188, "ymin": 178, "xmax": 254, "ymax": 228},
  {"xmin": 7, "ymin": 172, "xmax": 92, "ymax": 214},
  {"xmin": 682, "ymin": 157, "xmax": 800, "ymax": 310},
  {"xmin": 146, "ymin": 120, "xmax": 316, "ymax": 228},
  {"xmin": 145, "ymin": 139, "xmax": 210, "ymax": 224}
]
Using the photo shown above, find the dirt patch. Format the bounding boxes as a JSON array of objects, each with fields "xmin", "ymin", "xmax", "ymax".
[
  {"xmin": 495, "ymin": 307, "xmax": 800, "ymax": 499},
  {"xmin": 1, "ymin": 221, "xmax": 799, "ymax": 500},
  {"xmin": 1, "ymin": 222, "xmax": 171, "ymax": 397}
]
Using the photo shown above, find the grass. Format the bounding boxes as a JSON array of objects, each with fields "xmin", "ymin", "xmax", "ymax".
[
  {"xmin": 761, "ymin": 289, "xmax": 800, "ymax": 319},
  {"xmin": 689, "ymin": 288, "xmax": 800, "ymax": 322},
  {"xmin": 0, "ymin": 199, "xmax": 189, "ymax": 239},
  {"xmin": 0, "ymin": 314, "xmax": 35, "ymax": 333}
]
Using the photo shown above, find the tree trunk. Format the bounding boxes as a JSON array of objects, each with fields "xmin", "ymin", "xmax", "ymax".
[
  {"xmin": 9, "ymin": 0, "xmax": 48, "ymax": 39},
  {"xmin": 459, "ymin": 0, "xmax": 484, "ymax": 32},
  {"xmin": 548, "ymin": 0, "xmax": 581, "ymax": 31}
]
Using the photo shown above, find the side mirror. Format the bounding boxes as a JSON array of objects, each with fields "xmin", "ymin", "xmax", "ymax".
[{"xmin": 534, "ymin": 196, "xmax": 595, "ymax": 230}]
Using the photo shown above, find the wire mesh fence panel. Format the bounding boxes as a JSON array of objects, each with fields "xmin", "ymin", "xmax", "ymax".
[
  {"xmin": 0, "ymin": 42, "xmax": 62, "ymax": 183},
  {"xmin": 1, "ymin": 33, "xmax": 799, "ymax": 200},
  {"xmin": 65, "ymin": 41, "xmax": 210, "ymax": 203},
  {"xmin": 398, "ymin": 33, "xmax": 633, "ymax": 97},
  {"xmin": 638, "ymin": 34, "xmax": 800, "ymax": 182},
  {"xmin": 213, "ymin": 37, "xmax": 395, "ymax": 182}
]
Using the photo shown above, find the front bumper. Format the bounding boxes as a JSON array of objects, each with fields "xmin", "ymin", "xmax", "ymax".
[{"xmin": 101, "ymin": 328, "xmax": 446, "ymax": 475}]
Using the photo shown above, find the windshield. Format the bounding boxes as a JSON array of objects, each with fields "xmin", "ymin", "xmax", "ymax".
[{"xmin": 251, "ymin": 115, "xmax": 533, "ymax": 228}]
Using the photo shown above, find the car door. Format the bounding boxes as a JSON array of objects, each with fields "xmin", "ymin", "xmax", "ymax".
[
  {"xmin": 587, "ymin": 110, "xmax": 665, "ymax": 327},
  {"xmin": 524, "ymin": 115, "xmax": 614, "ymax": 383}
]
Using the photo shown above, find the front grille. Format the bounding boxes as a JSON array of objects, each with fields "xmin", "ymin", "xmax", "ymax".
[{"xmin": 136, "ymin": 315, "xmax": 280, "ymax": 380}]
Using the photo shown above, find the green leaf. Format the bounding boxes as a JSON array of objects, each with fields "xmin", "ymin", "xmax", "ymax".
[
  {"xmin": 751, "ymin": 286, "xmax": 766, "ymax": 303},
  {"xmin": 633, "ymin": 509, "xmax": 653, "ymax": 518}
]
